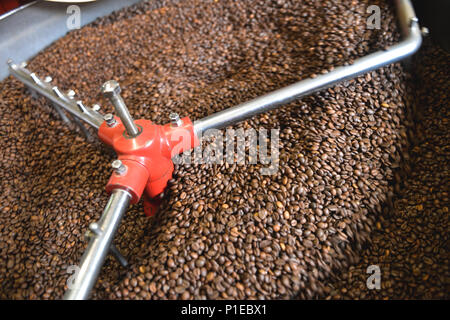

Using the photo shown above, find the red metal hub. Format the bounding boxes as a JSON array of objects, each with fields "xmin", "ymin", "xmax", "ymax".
[{"xmin": 98, "ymin": 116, "xmax": 199, "ymax": 216}]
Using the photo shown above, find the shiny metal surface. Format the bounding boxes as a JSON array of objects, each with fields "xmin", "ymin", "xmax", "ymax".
[
  {"xmin": 169, "ymin": 112, "xmax": 183, "ymax": 127},
  {"xmin": 84, "ymin": 226, "xmax": 129, "ymax": 268},
  {"xmin": 7, "ymin": 60, "xmax": 104, "ymax": 129},
  {"xmin": 193, "ymin": 0, "xmax": 422, "ymax": 136},
  {"xmin": 0, "ymin": 1, "xmax": 37, "ymax": 22},
  {"xmin": 111, "ymin": 160, "xmax": 126, "ymax": 175},
  {"xmin": 64, "ymin": 189, "xmax": 131, "ymax": 300},
  {"xmin": 101, "ymin": 80, "xmax": 140, "ymax": 137},
  {"xmin": 104, "ymin": 113, "xmax": 117, "ymax": 127},
  {"xmin": 109, "ymin": 244, "xmax": 129, "ymax": 268}
]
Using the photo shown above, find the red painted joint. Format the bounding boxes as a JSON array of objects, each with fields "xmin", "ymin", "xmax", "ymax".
[{"xmin": 98, "ymin": 116, "xmax": 199, "ymax": 216}]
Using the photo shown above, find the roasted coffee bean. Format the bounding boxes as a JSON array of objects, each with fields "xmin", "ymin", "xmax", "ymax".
[
  {"xmin": 323, "ymin": 40, "xmax": 449, "ymax": 300},
  {"xmin": 0, "ymin": 0, "xmax": 447, "ymax": 301}
]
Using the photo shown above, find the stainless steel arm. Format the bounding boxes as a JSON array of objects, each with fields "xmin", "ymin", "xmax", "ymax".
[
  {"xmin": 7, "ymin": 60, "xmax": 104, "ymax": 129},
  {"xmin": 101, "ymin": 80, "xmax": 140, "ymax": 137},
  {"xmin": 64, "ymin": 189, "xmax": 131, "ymax": 300},
  {"xmin": 193, "ymin": 0, "xmax": 423, "ymax": 136}
]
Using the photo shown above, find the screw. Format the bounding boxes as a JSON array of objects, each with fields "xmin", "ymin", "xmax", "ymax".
[
  {"xmin": 104, "ymin": 113, "xmax": 117, "ymax": 127},
  {"xmin": 111, "ymin": 160, "xmax": 126, "ymax": 175},
  {"xmin": 169, "ymin": 112, "xmax": 183, "ymax": 127},
  {"xmin": 92, "ymin": 104, "xmax": 101, "ymax": 112},
  {"xmin": 44, "ymin": 76, "xmax": 52, "ymax": 83}
]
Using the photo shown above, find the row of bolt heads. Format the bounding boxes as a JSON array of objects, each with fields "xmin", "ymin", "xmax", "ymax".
[
  {"xmin": 103, "ymin": 112, "xmax": 183, "ymax": 128},
  {"xmin": 19, "ymin": 61, "xmax": 182, "ymax": 132}
]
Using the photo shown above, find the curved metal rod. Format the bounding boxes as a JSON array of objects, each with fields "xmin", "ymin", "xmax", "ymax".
[{"xmin": 193, "ymin": 0, "xmax": 423, "ymax": 136}]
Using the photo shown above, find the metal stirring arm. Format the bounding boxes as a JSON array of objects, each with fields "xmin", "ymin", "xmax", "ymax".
[
  {"xmin": 193, "ymin": 0, "xmax": 425, "ymax": 135},
  {"xmin": 6, "ymin": 61, "xmax": 135, "ymax": 299},
  {"xmin": 8, "ymin": 0, "xmax": 424, "ymax": 136},
  {"xmin": 64, "ymin": 189, "xmax": 131, "ymax": 300},
  {"xmin": 7, "ymin": 60, "xmax": 104, "ymax": 129}
]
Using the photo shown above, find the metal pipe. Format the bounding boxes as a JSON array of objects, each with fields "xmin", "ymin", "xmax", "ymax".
[
  {"xmin": 193, "ymin": 0, "xmax": 422, "ymax": 136},
  {"xmin": 63, "ymin": 189, "xmax": 131, "ymax": 300},
  {"xmin": 111, "ymin": 95, "xmax": 140, "ymax": 137},
  {"xmin": 101, "ymin": 80, "xmax": 140, "ymax": 137},
  {"xmin": 7, "ymin": 61, "xmax": 104, "ymax": 129}
]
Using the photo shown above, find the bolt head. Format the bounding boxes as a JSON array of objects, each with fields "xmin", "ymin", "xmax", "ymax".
[
  {"xmin": 104, "ymin": 113, "xmax": 114, "ymax": 121},
  {"xmin": 111, "ymin": 160, "xmax": 122, "ymax": 169},
  {"xmin": 104, "ymin": 113, "xmax": 117, "ymax": 127},
  {"xmin": 101, "ymin": 80, "xmax": 121, "ymax": 97},
  {"xmin": 111, "ymin": 159, "xmax": 126, "ymax": 174}
]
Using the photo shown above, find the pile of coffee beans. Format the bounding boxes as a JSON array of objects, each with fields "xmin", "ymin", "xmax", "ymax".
[
  {"xmin": 323, "ymin": 40, "xmax": 449, "ymax": 300},
  {"xmin": 0, "ymin": 0, "xmax": 447, "ymax": 299}
]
